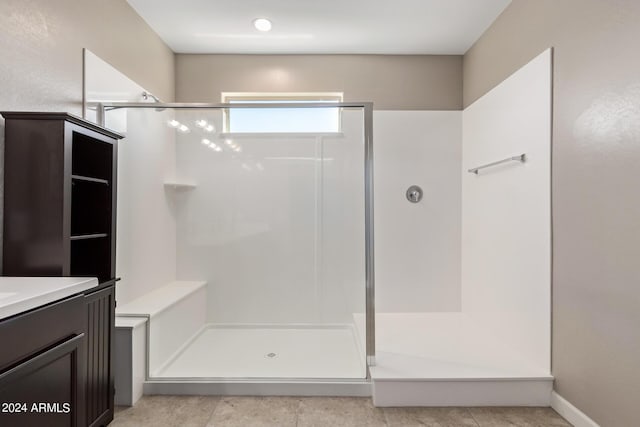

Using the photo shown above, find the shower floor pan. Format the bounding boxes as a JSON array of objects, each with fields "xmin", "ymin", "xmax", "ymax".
[{"xmin": 153, "ymin": 324, "xmax": 367, "ymax": 380}]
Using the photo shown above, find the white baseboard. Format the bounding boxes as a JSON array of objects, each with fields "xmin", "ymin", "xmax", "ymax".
[{"xmin": 551, "ymin": 391, "xmax": 600, "ymax": 427}]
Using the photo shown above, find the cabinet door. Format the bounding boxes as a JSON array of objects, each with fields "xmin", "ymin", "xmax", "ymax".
[
  {"xmin": 0, "ymin": 334, "xmax": 84, "ymax": 427},
  {"xmin": 85, "ymin": 285, "xmax": 115, "ymax": 427}
]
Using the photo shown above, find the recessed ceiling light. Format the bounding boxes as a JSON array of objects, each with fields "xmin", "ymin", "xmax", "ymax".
[{"xmin": 253, "ymin": 18, "xmax": 272, "ymax": 32}]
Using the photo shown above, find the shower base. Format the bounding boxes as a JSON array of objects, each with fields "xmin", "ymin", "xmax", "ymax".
[
  {"xmin": 153, "ymin": 324, "xmax": 367, "ymax": 380},
  {"xmin": 355, "ymin": 313, "xmax": 553, "ymax": 406}
]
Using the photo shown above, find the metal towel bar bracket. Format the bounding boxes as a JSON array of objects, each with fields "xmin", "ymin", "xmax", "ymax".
[{"xmin": 468, "ymin": 153, "xmax": 526, "ymax": 174}]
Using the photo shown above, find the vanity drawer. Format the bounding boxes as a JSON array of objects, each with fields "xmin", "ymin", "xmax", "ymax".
[
  {"xmin": 0, "ymin": 295, "xmax": 84, "ymax": 372},
  {"xmin": 0, "ymin": 333, "xmax": 84, "ymax": 427}
]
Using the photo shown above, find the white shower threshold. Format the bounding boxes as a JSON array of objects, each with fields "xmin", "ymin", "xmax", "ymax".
[{"xmin": 355, "ymin": 313, "xmax": 553, "ymax": 406}]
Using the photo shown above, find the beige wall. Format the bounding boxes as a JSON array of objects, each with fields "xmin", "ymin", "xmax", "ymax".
[
  {"xmin": 0, "ymin": 0, "xmax": 175, "ymax": 115},
  {"xmin": 176, "ymin": 54, "xmax": 462, "ymax": 110},
  {"xmin": 464, "ymin": 1, "xmax": 640, "ymax": 426}
]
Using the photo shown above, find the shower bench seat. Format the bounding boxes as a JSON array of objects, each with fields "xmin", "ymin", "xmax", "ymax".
[
  {"xmin": 116, "ymin": 281, "xmax": 207, "ymax": 319},
  {"xmin": 114, "ymin": 280, "xmax": 207, "ymax": 406}
]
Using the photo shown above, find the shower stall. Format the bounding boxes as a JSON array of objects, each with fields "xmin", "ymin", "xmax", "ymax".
[
  {"xmin": 102, "ymin": 102, "xmax": 375, "ymax": 385},
  {"xmin": 88, "ymin": 48, "xmax": 551, "ymax": 405}
]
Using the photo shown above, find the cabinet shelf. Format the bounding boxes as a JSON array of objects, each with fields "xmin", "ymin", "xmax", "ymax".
[
  {"xmin": 70, "ymin": 233, "xmax": 108, "ymax": 241},
  {"xmin": 72, "ymin": 174, "xmax": 109, "ymax": 185}
]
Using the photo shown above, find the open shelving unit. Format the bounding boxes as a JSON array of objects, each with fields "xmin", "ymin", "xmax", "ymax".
[
  {"xmin": 1, "ymin": 112, "xmax": 123, "ymax": 427},
  {"xmin": 1, "ymin": 112, "xmax": 122, "ymax": 285},
  {"xmin": 69, "ymin": 129, "xmax": 117, "ymax": 283}
]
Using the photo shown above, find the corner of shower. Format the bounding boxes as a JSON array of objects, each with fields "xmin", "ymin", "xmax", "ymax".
[{"xmin": 100, "ymin": 101, "xmax": 375, "ymax": 395}]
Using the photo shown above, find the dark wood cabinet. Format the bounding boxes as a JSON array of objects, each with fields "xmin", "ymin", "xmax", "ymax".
[
  {"xmin": 0, "ymin": 295, "xmax": 86, "ymax": 427},
  {"xmin": 1, "ymin": 112, "xmax": 123, "ymax": 427},
  {"xmin": 84, "ymin": 286, "xmax": 115, "ymax": 427},
  {"xmin": 1, "ymin": 112, "xmax": 121, "ymax": 284}
]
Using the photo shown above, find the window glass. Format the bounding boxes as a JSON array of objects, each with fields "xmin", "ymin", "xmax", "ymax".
[{"xmin": 223, "ymin": 93, "xmax": 343, "ymax": 133}]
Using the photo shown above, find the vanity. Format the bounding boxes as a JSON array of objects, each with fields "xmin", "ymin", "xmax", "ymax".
[{"xmin": 0, "ymin": 277, "xmax": 99, "ymax": 427}]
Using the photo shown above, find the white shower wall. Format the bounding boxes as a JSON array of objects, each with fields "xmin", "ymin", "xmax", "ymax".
[
  {"xmin": 462, "ymin": 49, "xmax": 551, "ymax": 371},
  {"xmin": 173, "ymin": 109, "xmax": 366, "ymax": 325},
  {"xmin": 115, "ymin": 108, "xmax": 178, "ymax": 304},
  {"xmin": 84, "ymin": 50, "xmax": 178, "ymax": 305},
  {"xmin": 373, "ymin": 111, "xmax": 462, "ymax": 312}
]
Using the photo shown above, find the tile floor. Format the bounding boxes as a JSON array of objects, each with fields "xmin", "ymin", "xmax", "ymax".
[{"xmin": 111, "ymin": 396, "xmax": 572, "ymax": 427}]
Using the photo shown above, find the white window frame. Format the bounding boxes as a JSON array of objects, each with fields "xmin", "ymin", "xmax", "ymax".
[{"xmin": 220, "ymin": 92, "xmax": 344, "ymax": 133}]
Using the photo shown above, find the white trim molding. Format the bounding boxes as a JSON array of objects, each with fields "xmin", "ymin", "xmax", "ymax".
[
  {"xmin": 551, "ymin": 391, "xmax": 600, "ymax": 427},
  {"xmin": 373, "ymin": 378, "xmax": 553, "ymax": 407}
]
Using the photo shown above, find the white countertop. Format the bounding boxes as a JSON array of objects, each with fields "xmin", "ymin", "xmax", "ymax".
[{"xmin": 0, "ymin": 277, "xmax": 99, "ymax": 320}]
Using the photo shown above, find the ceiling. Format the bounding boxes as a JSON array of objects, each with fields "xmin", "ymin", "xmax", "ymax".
[{"xmin": 126, "ymin": 0, "xmax": 511, "ymax": 55}]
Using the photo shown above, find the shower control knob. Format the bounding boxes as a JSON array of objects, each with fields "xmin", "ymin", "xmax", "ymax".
[{"xmin": 406, "ymin": 185, "xmax": 423, "ymax": 203}]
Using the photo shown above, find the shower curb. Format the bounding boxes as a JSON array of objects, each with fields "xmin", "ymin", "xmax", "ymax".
[{"xmin": 143, "ymin": 380, "xmax": 372, "ymax": 397}]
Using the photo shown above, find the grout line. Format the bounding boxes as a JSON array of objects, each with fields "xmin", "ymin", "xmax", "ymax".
[
  {"xmin": 294, "ymin": 397, "xmax": 302, "ymax": 427},
  {"xmin": 381, "ymin": 404, "xmax": 391, "ymax": 427},
  {"xmin": 466, "ymin": 407, "xmax": 482, "ymax": 427},
  {"xmin": 204, "ymin": 396, "xmax": 222, "ymax": 426},
  {"xmin": 203, "ymin": 396, "xmax": 221, "ymax": 427}
]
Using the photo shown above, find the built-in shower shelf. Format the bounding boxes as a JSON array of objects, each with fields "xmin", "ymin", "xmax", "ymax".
[{"xmin": 164, "ymin": 181, "xmax": 197, "ymax": 191}]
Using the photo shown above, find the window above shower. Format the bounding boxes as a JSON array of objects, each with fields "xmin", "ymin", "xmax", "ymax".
[{"xmin": 221, "ymin": 92, "xmax": 343, "ymax": 134}]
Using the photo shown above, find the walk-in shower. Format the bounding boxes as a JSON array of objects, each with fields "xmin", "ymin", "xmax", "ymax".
[{"xmin": 101, "ymin": 102, "xmax": 374, "ymax": 384}]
